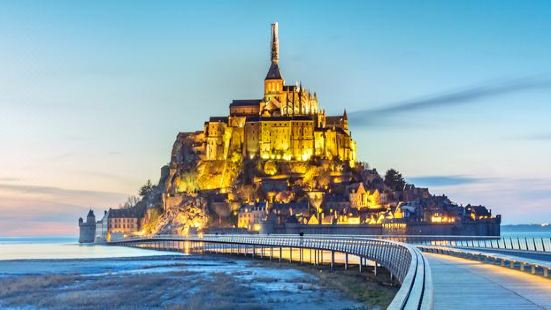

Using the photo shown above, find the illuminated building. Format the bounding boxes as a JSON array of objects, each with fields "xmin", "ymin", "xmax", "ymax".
[
  {"xmin": 348, "ymin": 183, "xmax": 383, "ymax": 210},
  {"xmin": 238, "ymin": 203, "xmax": 267, "ymax": 231},
  {"xmin": 200, "ymin": 22, "xmax": 356, "ymax": 164}
]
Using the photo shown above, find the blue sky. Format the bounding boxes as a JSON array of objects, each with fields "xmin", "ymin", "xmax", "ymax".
[{"xmin": 1, "ymin": 0, "xmax": 551, "ymax": 235}]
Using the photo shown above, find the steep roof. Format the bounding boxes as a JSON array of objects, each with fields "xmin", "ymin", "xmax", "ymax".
[
  {"xmin": 246, "ymin": 115, "xmax": 314, "ymax": 122},
  {"xmin": 87, "ymin": 209, "xmax": 95, "ymax": 218},
  {"xmin": 265, "ymin": 63, "xmax": 283, "ymax": 80}
]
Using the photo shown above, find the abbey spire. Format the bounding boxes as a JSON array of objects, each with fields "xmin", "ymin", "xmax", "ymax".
[
  {"xmin": 271, "ymin": 22, "xmax": 279, "ymax": 64},
  {"xmin": 265, "ymin": 22, "xmax": 283, "ymax": 80}
]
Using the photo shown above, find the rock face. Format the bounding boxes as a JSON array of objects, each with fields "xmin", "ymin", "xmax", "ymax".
[{"xmin": 148, "ymin": 194, "xmax": 208, "ymax": 235}]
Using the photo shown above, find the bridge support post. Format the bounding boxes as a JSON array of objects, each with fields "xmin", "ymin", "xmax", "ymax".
[
  {"xmin": 345, "ymin": 253, "xmax": 348, "ymax": 271},
  {"xmin": 320, "ymin": 250, "xmax": 323, "ymax": 265},
  {"xmin": 270, "ymin": 247, "xmax": 273, "ymax": 261},
  {"xmin": 331, "ymin": 251, "xmax": 335, "ymax": 271},
  {"xmin": 299, "ymin": 248, "xmax": 303, "ymax": 264},
  {"xmin": 315, "ymin": 250, "xmax": 319, "ymax": 266},
  {"xmin": 374, "ymin": 262, "xmax": 378, "ymax": 276},
  {"xmin": 252, "ymin": 245, "xmax": 255, "ymax": 259},
  {"xmin": 289, "ymin": 247, "xmax": 293, "ymax": 263},
  {"xmin": 359, "ymin": 257, "xmax": 362, "ymax": 273},
  {"xmin": 279, "ymin": 247, "xmax": 282, "ymax": 263}
]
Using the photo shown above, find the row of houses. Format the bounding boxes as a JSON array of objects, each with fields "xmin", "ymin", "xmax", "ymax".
[{"xmin": 236, "ymin": 178, "xmax": 495, "ymax": 232}]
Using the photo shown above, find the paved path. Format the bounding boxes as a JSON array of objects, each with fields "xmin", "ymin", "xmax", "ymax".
[
  {"xmin": 448, "ymin": 247, "xmax": 551, "ymax": 262},
  {"xmin": 426, "ymin": 253, "xmax": 551, "ymax": 309}
]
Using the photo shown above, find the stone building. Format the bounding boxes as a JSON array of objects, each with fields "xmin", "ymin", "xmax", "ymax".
[
  {"xmin": 78, "ymin": 210, "xmax": 96, "ymax": 243},
  {"xmin": 95, "ymin": 210, "xmax": 109, "ymax": 242},
  {"xmin": 185, "ymin": 22, "xmax": 356, "ymax": 165},
  {"xmin": 347, "ymin": 183, "xmax": 383, "ymax": 210},
  {"xmin": 237, "ymin": 202, "xmax": 267, "ymax": 231},
  {"xmin": 108, "ymin": 207, "xmax": 144, "ymax": 235}
]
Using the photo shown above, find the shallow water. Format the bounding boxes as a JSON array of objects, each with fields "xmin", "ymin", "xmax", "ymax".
[{"xmin": 0, "ymin": 237, "xmax": 179, "ymax": 260}]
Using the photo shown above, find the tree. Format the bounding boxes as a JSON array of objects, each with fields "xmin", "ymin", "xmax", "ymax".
[
  {"xmin": 120, "ymin": 195, "xmax": 140, "ymax": 209},
  {"xmin": 384, "ymin": 169, "xmax": 406, "ymax": 191},
  {"xmin": 139, "ymin": 179, "xmax": 154, "ymax": 197}
]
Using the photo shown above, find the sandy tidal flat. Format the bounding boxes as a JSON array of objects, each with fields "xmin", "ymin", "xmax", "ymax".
[{"xmin": 0, "ymin": 255, "xmax": 380, "ymax": 309}]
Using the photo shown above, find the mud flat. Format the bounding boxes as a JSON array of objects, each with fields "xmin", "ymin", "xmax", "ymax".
[{"xmin": 0, "ymin": 255, "xmax": 395, "ymax": 309}]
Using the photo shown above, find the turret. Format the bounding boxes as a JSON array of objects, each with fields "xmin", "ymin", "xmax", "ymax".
[
  {"xmin": 79, "ymin": 209, "xmax": 96, "ymax": 243},
  {"xmin": 86, "ymin": 209, "xmax": 95, "ymax": 224},
  {"xmin": 343, "ymin": 109, "xmax": 349, "ymax": 131}
]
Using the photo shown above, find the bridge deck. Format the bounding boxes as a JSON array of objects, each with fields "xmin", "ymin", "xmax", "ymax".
[{"xmin": 426, "ymin": 253, "xmax": 551, "ymax": 309}]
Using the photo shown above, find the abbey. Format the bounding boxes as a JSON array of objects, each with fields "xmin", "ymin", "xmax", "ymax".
[
  {"xmin": 80, "ymin": 22, "xmax": 501, "ymax": 241},
  {"xmin": 201, "ymin": 23, "xmax": 356, "ymax": 164}
]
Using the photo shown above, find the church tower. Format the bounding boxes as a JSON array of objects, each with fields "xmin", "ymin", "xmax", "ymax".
[{"xmin": 262, "ymin": 22, "xmax": 284, "ymax": 115}]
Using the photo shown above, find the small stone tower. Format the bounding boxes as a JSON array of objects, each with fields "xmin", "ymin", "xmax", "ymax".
[{"xmin": 79, "ymin": 209, "xmax": 96, "ymax": 243}]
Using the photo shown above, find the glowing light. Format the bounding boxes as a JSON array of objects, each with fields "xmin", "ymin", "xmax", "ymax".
[{"xmin": 431, "ymin": 214, "xmax": 456, "ymax": 223}]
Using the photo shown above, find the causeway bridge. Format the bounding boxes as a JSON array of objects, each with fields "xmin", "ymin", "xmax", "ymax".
[{"xmin": 110, "ymin": 234, "xmax": 551, "ymax": 309}]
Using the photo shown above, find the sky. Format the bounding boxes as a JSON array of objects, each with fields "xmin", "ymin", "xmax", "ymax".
[{"xmin": 1, "ymin": 0, "xmax": 551, "ymax": 236}]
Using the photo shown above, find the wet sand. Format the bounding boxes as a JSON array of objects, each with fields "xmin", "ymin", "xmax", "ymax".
[{"xmin": 0, "ymin": 255, "xmax": 395, "ymax": 309}]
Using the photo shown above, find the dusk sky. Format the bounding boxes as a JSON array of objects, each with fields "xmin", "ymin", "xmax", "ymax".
[{"xmin": 1, "ymin": 0, "xmax": 551, "ymax": 236}]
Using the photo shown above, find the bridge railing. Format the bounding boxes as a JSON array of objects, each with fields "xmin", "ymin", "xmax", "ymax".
[
  {"xmin": 383, "ymin": 235, "xmax": 551, "ymax": 253},
  {"xmin": 110, "ymin": 234, "xmax": 432, "ymax": 310},
  {"xmin": 274, "ymin": 234, "xmax": 551, "ymax": 253}
]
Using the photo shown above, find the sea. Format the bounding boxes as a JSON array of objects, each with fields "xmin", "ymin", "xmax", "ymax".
[
  {"xmin": 0, "ymin": 236, "xmax": 178, "ymax": 261},
  {"xmin": 501, "ymin": 224, "xmax": 551, "ymax": 238},
  {"xmin": 1, "ymin": 225, "xmax": 550, "ymax": 261}
]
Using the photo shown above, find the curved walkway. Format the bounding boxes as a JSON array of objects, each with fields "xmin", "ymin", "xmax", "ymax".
[
  {"xmin": 426, "ymin": 253, "xmax": 551, "ymax": 309},
  {"xmin": 111, "ymin": 235, "xmax": 432, "ymax": 309}
]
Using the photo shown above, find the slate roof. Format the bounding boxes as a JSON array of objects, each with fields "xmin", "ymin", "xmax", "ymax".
[
  {"xmin": 209, "ymin": 116, "xmax": 229, "ymax": 122},
  {"xmin": 245, "ymin": 115, "xmax": 314, "ymax": 122},
  {"xmin": 230, "ymin": 99, "xmax": 261, "ymax": 107},
  {"xmin": 109, "ymin": 206, "xmax": 145, "ymax": 219},
  {"xmin": 265, "ymin": 63, "xmax": 283, "ymax": 80}
]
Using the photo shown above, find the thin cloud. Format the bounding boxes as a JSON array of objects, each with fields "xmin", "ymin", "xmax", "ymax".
[
  {"xmin": 520, "ymin": 133, "xmax": 551, "ymax": 141},
  {"xmin": 349, "ymin": 75, "xmax": 551, "ymax": 127},
  {"xmin": 407, "ymin": 175, "xmax": 488, "ymax": 187},
  {"xmin": 0, "ymin": 177, "xmax": 20, "ymax": 182},
  {"xmin": 0, "ymin": 183, "xmax": 126, "ymax": 200}
]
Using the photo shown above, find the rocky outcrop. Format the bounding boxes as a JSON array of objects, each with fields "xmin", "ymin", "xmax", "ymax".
[{"xmin": 155, "ymin": 194, "xmax": 209, "ymax": 235}]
